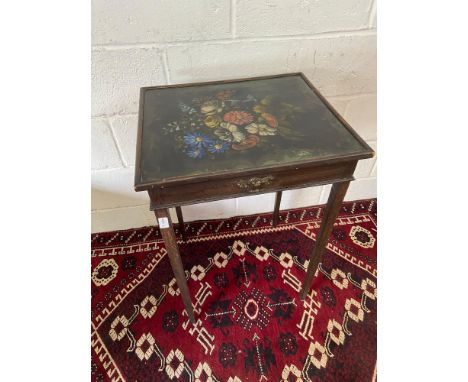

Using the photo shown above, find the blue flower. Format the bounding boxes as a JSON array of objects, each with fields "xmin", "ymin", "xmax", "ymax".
[
  {"xmin": 183, "ymin": 132, "xmax": 212, "ymax": 147},
  {"xmin": 207, "ymin": 141, "xmax": 230, "ymax": 154},
  {"xmin": 186, "ymin": 146, "xmax": 205, "ymax": 159}
]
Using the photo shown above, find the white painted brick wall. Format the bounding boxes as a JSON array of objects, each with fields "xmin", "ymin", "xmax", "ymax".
[
  {"xmin": 235, "ymin": 0, "xmax": 373, "ymax": 37},
  {"xmin": 109, "ymin": 115, "xmax": 139, "ymax": 167},
  {"xmin": 345, "ymin": 94, "xmax": 377, "ymax": 140},
  {"xmin": 91, "ymin": 48, "xmax": 166, "ymax": 116},
  {"xmin": 298, "ymin": 34, "xmax": 376, "ymax": 96},
  {"xmin": 92, "ymin": 0, "xmax": 232, "ymax": 45},
  {"xmin": 91, "ymin": 0, "xmax": 377, "ymax": 233},
  {"xmin": 91, "ymin": 118, "xmax": 123, "ymax": 170}
]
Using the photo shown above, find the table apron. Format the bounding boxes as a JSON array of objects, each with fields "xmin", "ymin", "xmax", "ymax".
[{"xmin": 148, "ymin": 160, "xmax": 357, "ymax": 209}]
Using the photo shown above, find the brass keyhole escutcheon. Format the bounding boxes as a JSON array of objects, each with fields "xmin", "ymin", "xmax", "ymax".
[{"xmin": 236, "ymin": 176, "xmax": 274, "ymax": 192}]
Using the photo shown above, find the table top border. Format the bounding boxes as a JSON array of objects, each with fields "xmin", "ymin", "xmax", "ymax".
[{"xmin": 134, "ymin": 72, "xmax": 374, "ymax": 191}]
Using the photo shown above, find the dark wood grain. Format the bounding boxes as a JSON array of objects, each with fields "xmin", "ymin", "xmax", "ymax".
[
  {"xmin": 135, "ymin": 152, "xmax": 370, "ymax": 192},
  {"xmin": 134, "ymin": 72, "xmax": 374, "ymax": 191},
  {"xmin": 273, "ymin": 191, "xmax": 282, "ymax": 226},
  {"xmin": 175, "ymin": 206, "xmax": 187, "ymax": 241},
  {"xmin": 300, "ymin": 181, "xmax": 350, "ymax": 300},
  {"xmin": 154, "ymin": 208, "xmax": 195, "ymax": 323},
  {"xmin": 133, "ymin": 87, "xmax": 146, "ymax": 189},
  {"xmin": 148, "ymin": 161, "xmax": 356, "ymax": 209}
]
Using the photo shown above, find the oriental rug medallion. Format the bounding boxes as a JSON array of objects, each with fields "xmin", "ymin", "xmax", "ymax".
[{"xmin": 91, "ymin": 199, "xmax": 377, "ymax": 382}]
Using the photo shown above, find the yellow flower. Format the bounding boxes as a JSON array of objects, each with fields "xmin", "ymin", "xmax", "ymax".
[
  {"xmin": 260, "ymin": 96, "xmax": 272, "ymax": 106},
  {"xmin": 204, "ymin": 115, "xmax": 221, "ymax": 128},
  {"xmin": 253, "ymin": 104, "xmax": 266, "ymax": 113},
  {"xmin": 201, "ymin": 101, "xmax": 219, "ymax": 115}
]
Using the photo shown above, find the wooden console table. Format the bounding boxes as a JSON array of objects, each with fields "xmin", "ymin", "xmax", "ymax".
[{"xmin": 134, "ymin": 73, "xmax": 374, "ymax": 323}]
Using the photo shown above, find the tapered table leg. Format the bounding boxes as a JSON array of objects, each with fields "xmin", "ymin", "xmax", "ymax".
[
  {"xmin": 272, "ymin": 191, "xmax": 282, "ymax": 226},
  {"xmin": 300, "ymin": 181, "xmax": 350, "ymax": 300},
  {"xmin": 175, "ymin": 206, "xmax": 187, "ymax": 241},
  {"xmin": 154, "ymin": 208, "xmax": 195, "ymax": 323}
]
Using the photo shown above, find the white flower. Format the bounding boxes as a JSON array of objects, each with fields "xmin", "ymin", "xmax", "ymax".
[
  {"xmin": 214, "ymin": 122, "xmax": 245, "ymax": 143},
  {"xmin": 220, "ymin": 122, "xmax": 238, "ymax": 132},
  {"xmin": 245, "ymin": 123, "xmax": 277, "ymax": 136}
]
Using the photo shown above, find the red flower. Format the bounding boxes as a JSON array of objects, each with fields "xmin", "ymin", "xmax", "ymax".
[
  {"xmin": 261, "ymin": 112, "xmax": 278, "ymax": 128},
  {"xmin": 223, "ymin": 111, "xmax": 254, "ymax": 125},
  {"xmin": 216, "ymin": 90, "xmax": 235, "ymax": 100},
  {"xmin": 231, "ymin": 135, "xmax": 260, "ymax": 150}
]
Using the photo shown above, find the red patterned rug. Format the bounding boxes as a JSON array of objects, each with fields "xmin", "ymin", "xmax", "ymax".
[{"xmin": 91, "ymin": 199, "xmax": 377, "ymax": 382}]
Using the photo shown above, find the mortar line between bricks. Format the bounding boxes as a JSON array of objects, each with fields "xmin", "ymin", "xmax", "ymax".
[
  {"xmin": 107, "ymin": 118, "xmax": 128, "ymax": 167},
  {"xmin": 91, "ymin": 165, "xmax": 134, "ymax": 174},
  {"xmin": 368, "ymin": 0, "xmax": 377, "ymax": 28},
  {"xmin": 230, "ymin": 0, "xmax": 237, "ymax": 38},
  {"xmin": 94, "ymin": 113, "xmax": 138, "ymax": 120},
  {"xmin": 161, "ymin": 49, "xmax": 172, "ymax": 84},
  {"xmin": 317, "ymin": 185, "xmax": 326, "ymax": 204},
  {"xmin": 342, "ymin": 99, "xmax": 352, "ymax": 119},
  {"xmin": 92, "ymin": 203, "xmax": 149, "ymax": 213},
  {"xmin": 329, "ymin": 92, "xmax": 377, "ymax": 102},
  {"xmin": 370, "ymin": 159, "xmax": 377, "ymax": 176},
  {"xmin": 91, "ymin": 165, "xmax": 126, "ymax": 172},
  {"xmin": 91, "ymin": 28, "xmax": 376, "ymax": 51},
  {"xmin": 354, "ymin": 175, "xmax": 376, "ymax": 181}
]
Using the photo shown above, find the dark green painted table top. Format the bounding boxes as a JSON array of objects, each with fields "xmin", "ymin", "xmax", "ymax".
[{"xmin": 135, "ymin": 73, "xmax": 372, "ymax": 189}]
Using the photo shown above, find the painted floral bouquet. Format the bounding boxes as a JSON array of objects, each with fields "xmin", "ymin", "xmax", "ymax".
[{"xmin": 162, "ymin": 89, "xmax": 305, "ymax": 159}]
